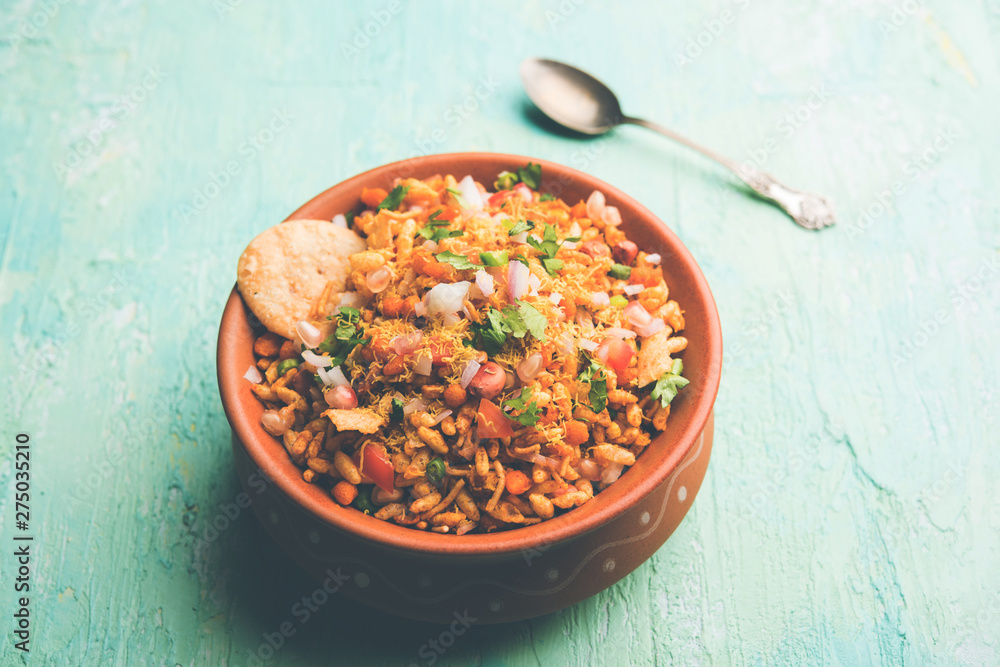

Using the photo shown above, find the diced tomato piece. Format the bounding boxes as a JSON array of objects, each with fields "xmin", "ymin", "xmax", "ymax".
[
  {"xmin": 433, "ymin": 206, "xmax": 459, "ymax": 221},
  {"xmin": 476, "ymin": 399, "xmax": 515, "ymax": 440},
  {"xmin": 361, "ymin": 187, "xmax": 388, "ymax": 208},
  {"xmin": 354, "ymin": 443, "xmax": 395, "ymax": 493},
  {"xmin": 597, "ymin": 337, "xmax": 635, "ymax": 373},
  {"xmin": 488, "ymin": 191, "xmax": 510, "ymax": 207},
  {"xmin": 426, "ymin": 336, "xmax": 455, "ymax": 366}
]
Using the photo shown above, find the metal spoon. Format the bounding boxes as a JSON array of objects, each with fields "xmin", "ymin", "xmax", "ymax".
[{"xmin": 519, "ymin": 58, "xmax": 836, "ymax": 230}]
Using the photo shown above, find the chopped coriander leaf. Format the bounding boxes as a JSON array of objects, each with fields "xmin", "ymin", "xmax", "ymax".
[
  {"xmin": 470, "ymin": 301, "xmax": 547, "ymax": 354},
  {"xmin": 517, "ymin": 162, "xmax": 542, "ymax": 190},
  {"xmin": 494, "ymin": 171, "xmax": 518, "ymax": 190},
  {"xmin": 418, "ymin": 222, "xmax": 464, "ymax": 243},
  {"xmin": 526, "ymin": 222, "xmax": 576, "ymax": 276},
  {"xmin": 344, "ymin": 209, "xmax": 358, "ymax": 227},
  {"xmin": 507, "ymin": 219, "xmax": 535, "ymax": 236},
  {"xmin": 479, "ymin": 250, "xmax": 508, "ymax": 267},
  {"xmin": 512, "ymin": 254, "xmax": 530, "ymax": 267},
  {"xmin": 650, "ymin": 359, "xmax": 689, "ymax": 408},
  {"xmin": 540, "ymin": 257, "xmax": 564, "ymax": 276},
  {"xmin": 609, "ymin": 264, "xmax": 632, "ymax": 280},
  {"xmin": 609, "ymin": 294, "xmax": 628, "ymax": 308},
  {"xmin": 470, "ymin": 308, "xmax": 508, "ymax": 355},
  {"xmin": 514, "ymin": 300, "xmax": 547, "ymax": 341},
  {"xmin": 376, "ymin": 185, "xmax": 409, "ymax": 211},
  {"xmin": 338, "ymin": 306, "xmax": 361, "ymax": 323},
  {"xmin": 539, "ymin": 193, "xmax": 556, "ymax": 202},
  {"xmin": 504, "ymin": 387, "xmax": 542, "ymax": 427},
  {"xmin": 317, "ymin": 307, "xmax": 369, "ymax": 366},
  {"xmin": 391, "ymin": 398, "xmax": 405, "ymax": 423},
  {"xmin": 578, "ymin": 358, "xmax": 609, "ymax": 413},
  {"xmin": 435, "ymin": 251, "xmax": 478, "ymax": 271}
]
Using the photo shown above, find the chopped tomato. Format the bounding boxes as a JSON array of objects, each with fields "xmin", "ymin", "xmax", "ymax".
[
  {"xmin": 597, "ymin": 337, "xmax": 635, "ymax": 373},
  {"xmin": 488, "ymin": 191, "xmax": 510, "ymax": 206},
  {"xmin": 426, "ymin": 336, "xmax": 455, "ymax": 366},
  {"xmin": 476, "ymin": 399, "xmax": 515, "ymax": 440},
  {"xmin": 354, "ymin": 443, "xmax": 394, "ymax": 493},
  {"xmin": 361, "ymin": 187, "xmax": 388, "ymax": 208},
  {"xmin": 432, "ymin": 206, "xmax": 459, "ymax": 221}
]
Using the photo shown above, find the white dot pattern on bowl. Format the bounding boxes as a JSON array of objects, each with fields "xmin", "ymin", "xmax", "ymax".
[
  {"xmin": 603, "ymin": 559, "xmax": 616, "ymax": 572},
  {"xmin": 640, "ymin": 511, "xmax": 651, "ymax": 525},
  {"xmin": 354, "ymin": 572, "xmax": 370, "ymax": 588},
  {"xmin": 489, "ymin": 599, "xmax": 503, "ymax": 612},
  {"xmin": 308, "ymin": 530, "xmax": 320, "ymax": 544},
  {"xmin": 678, "ymin": 486, "xmax": 687, "ymax": 501}
]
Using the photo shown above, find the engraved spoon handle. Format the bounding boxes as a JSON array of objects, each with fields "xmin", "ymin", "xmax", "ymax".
[{"xmin": 622, "ymin": 116, "xmax": 836, "ymax": 230}]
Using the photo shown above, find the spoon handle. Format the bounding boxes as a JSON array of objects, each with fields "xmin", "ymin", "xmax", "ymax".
[{"xmin": 622, "ymin": 116, "xmax": 836, "ymax": 230}]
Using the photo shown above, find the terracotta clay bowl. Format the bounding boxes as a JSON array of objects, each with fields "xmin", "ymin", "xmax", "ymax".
[{"xmin": 217, "ymin": 152, "xmax": 722, "ymax": 624}]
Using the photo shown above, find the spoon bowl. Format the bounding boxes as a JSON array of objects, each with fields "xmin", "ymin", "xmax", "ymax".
[
  {"xmin": 519, "ymin": 57, "xmax": 837, "ymax": 230},
  {"xmin": 519, "ymin": 58, "xmax": 624, "ymax": 135}
]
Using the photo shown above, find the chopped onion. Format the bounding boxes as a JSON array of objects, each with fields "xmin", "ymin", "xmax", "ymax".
[
  {"xmin": 409, "ymin": 204, "xmax": 425, "ymax": 213},
  {"xmin": 432, "ymin": 409, "xmax": 453, "ymax": 425},
  {"xmin": 576, "ymin": 307, "xmax": 594, "ymax": 329},
  {"xmin": 457, "ymin": 175, "xmax": 484, "ymax": 209},
  {"xmin": 426, "ymin": 281, "xmax": 471, "ymax": 316},
  {"xmin": 422, "ymin": 239, "xmax": 439, "ymax": 253},
  {"xmin": 504, "ymin": 370, "xmax": 516, "ymax": 390},
  {"xmin": 595, "ymin": 342, "xmax": 610, "ymax": 363},
  {"xmin": 586, "ymin": 190, "xmax": 606, "ymax": 220},
  {"xmin": 625, "ymin": 301, "xmax": 653, "ymax": 327},
  {"xmin": 414, "ymin": 297, "xmax": 427, "ymax": 317},
  {"xmin": 556, "ymin": 332, "xmax": 576, "ymax": 356},
  {"xmin": 392, "ymin": 330, "xmax": 423, "ymax": 355},
  {"xmin": 605, "ymin": 327, "xmax": 637, "ymax": 340},
  {"xmin": 511, "ymin": 231, "xmax": 529, "ymax": 244},
  {"xmin": 413, "ymin": 352, "xmax": 433, "ymax": 376},
  {"xmin": 562, "ymin": 240, "xmax": 578, "ymax": 250},
  {"xmin": 514, "ymin": 182, "xmax": 533, "ymax": 203},
  {"xmin": 325, "ymin": 385, "xmax": 358, "ymax": 409},
  {"xmin": 508, "ymin": 261, "xmax": 530, "ymax": 302},
  {"xmin": 624, "ymin": 283, "xmax": 645, "ymax": 296},
  {"xmin": 645, "ymin": 253, "xmax": 662, "ymax": 265},
  {"xmin": 590, "ymin": 291, "xmax": 610, "ymax": 309},
  {"xmin": 244, "ymin": 365, "xmax": 262, "ymax": 384},
  {"xmin": 460, "ymin": 360, "xmax": 481, "ymax": 388},
  {"xmin": 577, "ymin": 459, "xmax": 603, "ymax": 481},
  {"xmin": 296, "ymin": 320, "xmax": 323, "ymax": 349},
  {"xmin": 403, "ymin": 397, "xmax": 428, "ymax": 415},
  {"xmin": 549, "ymin": 292, "xmax": 563, "ymax": 305},
  {"xmin": 338, "ymin": 292, "xmax": 363, "ymax": 309},
  {"xmin": 443, "ymin": 312, "xmax": 461, "ymax": 326},
  {"xmin": 327, "ymin": 366, "xmax": 345, "ymax": 385},
  {"xmin": 601, "ymin": 205, "xmax": 622, "ymax": 226},
  {"xmin": 635, "ymin": 318, "xmax": 667, "ymax": 338},
  {"xmin": 475, "ymin": 269, "xmax": 494, "ymax": 297},
  {"xmin": 366, "ymin": 266, "xmax": 392, "ymax": 293},
  {"xmin": 601, "ymin": 462, "xmax": 625, "ymax": 484},
  {"xmin": 302, "ymin": 349, "xmax": 332, "ymax": 368},
  {"xmin": 580, "ymin": 339, "xmax": 599, "ymax": 352},
  {"xmin": 528, "ymin": 273, "xmax": 541, "ymax": 291},
  {"xmin": 332, "ymin": 213, "xmax": 348, "ymax": 228},
  {"xmin": 569, "ymin": 221, "xmax": 582, "ymax": 238},
  {"xmin": 316, "ymin": 366, "xmax": 333, "ymax": 386},
  {"xmin": 517, "ymin": 353, "xmax": 544, "ymax": 383},
  {"xmin": 261, "ymin": 409, "xmax": 294, "ymax": 436}
]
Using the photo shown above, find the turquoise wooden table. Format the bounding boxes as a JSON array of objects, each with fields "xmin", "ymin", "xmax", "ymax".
[{"xmin": 2, "ymin": 1, "xmax": 998, "ymax": 665}]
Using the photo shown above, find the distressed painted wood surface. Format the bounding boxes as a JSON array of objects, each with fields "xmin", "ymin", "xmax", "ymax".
[{"xmin": 2, "ymin": 1, "xmax": 998, "ymax": 665}]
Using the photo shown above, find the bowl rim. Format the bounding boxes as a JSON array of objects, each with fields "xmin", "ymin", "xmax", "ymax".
[{"xmin": 218, "ymin": 151, "xmax": 722, "ymax": 557}]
